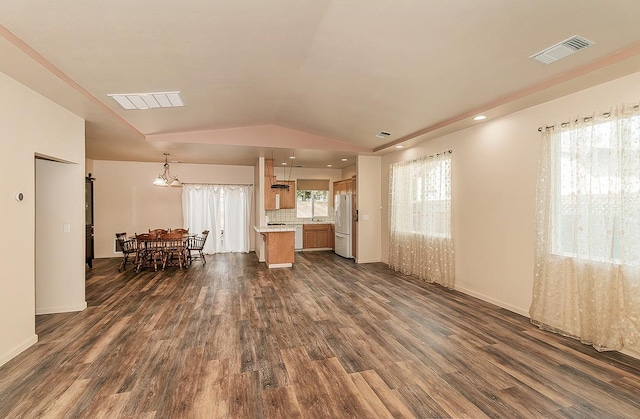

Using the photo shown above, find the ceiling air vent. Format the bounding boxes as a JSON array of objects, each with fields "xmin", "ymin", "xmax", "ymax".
[
  {"xmin": 375, "ymin": 131, "xmax": 392, "ymax": 138},
  {"xmin": 530, "ymin": 35, "xmax": 594, "ymax": 65},
  {"xmin": 108, "ymin": 91, "xmax": 185, "ymax": 110}
]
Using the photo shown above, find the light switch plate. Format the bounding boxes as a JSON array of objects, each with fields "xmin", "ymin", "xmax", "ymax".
[{"xmin": 63, "ymin": 224, "xmax": 71, "ymax": 233}]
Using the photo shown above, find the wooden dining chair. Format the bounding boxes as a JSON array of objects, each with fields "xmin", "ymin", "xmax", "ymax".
[
  {"xmin": 134, "ymin": 233, "xmax": 162, "ymax": 272},
  {"xmin": 171, "ymin": 228, "xmax": 189, "ymax": 235},
  {"xmin": 187, "ymin": 230, "xmax": 209, "ymax": 264},
  {"xmin": 160, "ymin": 231, "xmax": 187, "ymax": 270},
  {"xmin": 115, "ymin": 232, "xmax": 137, "ymax": 271},
  {"xmin": 149, "ymin": 228, "xmax": 168, "ymax": 238}
]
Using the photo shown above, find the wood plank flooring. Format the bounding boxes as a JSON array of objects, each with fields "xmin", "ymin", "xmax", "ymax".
[{"xmin": 1, "ymin": 251, "xmax": 640, "ymax": 418}]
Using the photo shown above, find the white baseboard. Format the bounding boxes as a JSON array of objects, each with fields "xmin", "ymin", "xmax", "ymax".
[
  {"xmin": 0, "ymin": 334, "xmax": 38, "ymax": 368},
  {"xmin": 453, "ymin": 285, "xmax": 530, "ymax": 318},
  {"xmin": 267, "ymin": 263, "xmax": 293, "ymax": 268},
  {"xmin": 356, "ymin": 258, "xmax": 382, "ymax": 264},
  {"xmin": 621, "ymin": 348, "xmax": 640, "ymax": 360},
  {"xmin": 452, "ymin": 286, "xmax": 640, "ymax": 360},
  {"xmin": 35, "ymin": 301, "xmax": 87, "ymax": 315}
]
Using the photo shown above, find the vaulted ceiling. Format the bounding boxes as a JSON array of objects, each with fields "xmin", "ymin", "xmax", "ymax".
[{"xmin": 2, "ymin": 1, "xmax": 640, "ymax": 168}]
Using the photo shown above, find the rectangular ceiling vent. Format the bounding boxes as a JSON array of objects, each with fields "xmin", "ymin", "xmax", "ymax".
[
  {"xmin": 375, "ymin": 131, "xmax": 392, "ymax": 138},
  {"xmin": 108, "ymin": 91, "xmax": 185, "ymax": 110},
  {"xmin": 530, "ymin": 35, "xmax": 594, "ymax": 65}
]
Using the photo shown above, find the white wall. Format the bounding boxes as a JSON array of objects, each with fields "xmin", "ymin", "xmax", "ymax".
[
  {"xmin": 0, "ymin": 71, "xmax": 85, "ymax": 367},
  {"xmin": 356, "ymin": 156, "xmax": 382, "ymax": 263},
  {"xmin": 255, "ymin": 158, "xmax": 265, "ymax": 262},
  {"xmin": 381, "ymin": 70, "xmax": 640, "ymax": 316},
  {"xmin": 342, "ymin": 165, "xmax": 356, "ymax": 179},
  {"xmin": 86, "ymin": 158, "xmax": 94, "ymax": 176},
  {"xmin": 36, "ymin": 159, "xmax": 86, "ymax": 314},
  {"xmin": 92, "ymin": 160, "xmax": 255, "ymax": 258}
]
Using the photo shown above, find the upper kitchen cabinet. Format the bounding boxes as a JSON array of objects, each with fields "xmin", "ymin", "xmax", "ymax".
[
  {"xmin": 333, "ymin": 176, "xmax": 355, "ymax": 196},
  {"xmin": 279, "ymin": 181, "xmax": 296, "ymax": 209},
  {"xmin": 265, "ymin": 159, "xmax": 277, "ymax": 210},
  {"xmin": 265, "ymin": 159, "xmax": 296, "ymax": 210}
]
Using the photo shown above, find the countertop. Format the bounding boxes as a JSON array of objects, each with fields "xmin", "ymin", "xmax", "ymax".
[
  {"xmin": 254, "ymin": 221, "xmax": 335, "ymax": 233},
  {"xmin": 254, "ymin": 225, "xmax": 297, "ymax": 233}
]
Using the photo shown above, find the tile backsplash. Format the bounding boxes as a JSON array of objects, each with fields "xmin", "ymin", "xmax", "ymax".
[{"xmin": 265, "ymin": 208, "xmax": 333, "ymax": 224}]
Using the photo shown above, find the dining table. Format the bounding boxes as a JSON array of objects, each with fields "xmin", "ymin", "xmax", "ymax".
[{"xmin": 133, "ymin": 232, "xmax": 194, "ymax": 272}]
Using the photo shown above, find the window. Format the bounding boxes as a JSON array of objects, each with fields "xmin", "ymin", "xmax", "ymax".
[
  {"xmin": 390, "ymin": 154, "xmax": 452, "ymax": 238},
  {"xmin": 531, "ymin": 105, "xmax": 640, "ymax": 352},
  {"xmin": 296, "ymin": 190, "xmax": 329, "ymax": 218},
  {"xmin": 296, "ymin": 179, "xmax": 330, "ymax": 218},
  {"xmin": 388, "ymin": 151, "xmax": 454, "ymax": 288},
  {"xmin": 182, "ymin": 184, "xmax": 253, "ymax": 254},
  {"xmin": 551, "ymin": 116, "xmax": 640, "ymax": 265}
]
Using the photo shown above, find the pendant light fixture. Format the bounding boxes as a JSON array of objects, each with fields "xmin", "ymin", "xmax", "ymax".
[{"xmin": 153, "ymin": 153, "xmax": 182, "ymax": 187}]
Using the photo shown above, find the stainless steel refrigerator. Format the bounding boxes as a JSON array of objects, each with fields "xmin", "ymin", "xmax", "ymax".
[{"xmin": 334, "ymin": 194, "xmax": 352, "ymax": 258}]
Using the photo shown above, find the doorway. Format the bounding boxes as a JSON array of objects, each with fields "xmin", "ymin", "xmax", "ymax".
[{"xmin": 34, "ymin": 156, "xmax": 86, "ymax": 314}]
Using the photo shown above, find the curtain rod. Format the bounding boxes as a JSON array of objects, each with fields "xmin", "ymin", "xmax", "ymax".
[
  {"xmin": 418, "ymin": 149, "xmax": 452, "ymax": 161},
  {"xmin": 428, "ymin": 149, "xmax": 453, "ymax": 158},
  {"xmin": 537, "ymin": 104, "xmax": 640, "ymax": 132},
  {"xmin": 400, "ymin": 149, "xmax": 453, "ymax": 165}
]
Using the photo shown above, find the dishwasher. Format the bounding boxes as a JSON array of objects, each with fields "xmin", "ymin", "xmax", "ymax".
[{"xmin": 294, "ymin": 225, "xmax": 303, "ymax": 251}]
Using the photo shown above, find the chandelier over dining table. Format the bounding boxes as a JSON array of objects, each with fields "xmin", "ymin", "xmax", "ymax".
[{"xmin": 153, "ymin": 153, "xmax": 182, "ymax": 187}]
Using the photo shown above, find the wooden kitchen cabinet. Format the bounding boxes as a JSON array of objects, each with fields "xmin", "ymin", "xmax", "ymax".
[
  {"xmin": 261, "ymin": 230, "xmax": 295, "ymax": 267},
  {"xmin": 265, "ymin": 160, "xmax": 295, "ymax": 210},
  {"xmin": 279, "ymin": 181, "xmax": 296, "ymax": 209},
  {"xmin": 330, "ymin": 224, "xmax": 335, "ymax": 249},
  {"xmin": 265, "ymin": 159, "xmax": 277, "ymax": 210},
  {"xmin": 303, "ymin": 223, "xmax": 332, "ymax": 249},
  {"xmin": 333, "ymin": 176, "xmax": 355, "ymax": 196}
]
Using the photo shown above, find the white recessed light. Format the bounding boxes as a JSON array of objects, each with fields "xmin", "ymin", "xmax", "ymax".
[
  {"xmin": 473, "ymin": 115, "xmax": 487, "ymax": 121},
  {"xmin": 108, "ymin": 91, "xmax": 185, "ymax": 110},
  {"xmin": 341, "ymin": 158, "xmax": 348, "ymax": 162},
  {"xmin": 327, "ymin": 164, "xmax": 333, "ymax": 167},
  {"xmin": 289, "ymin": 156, "xmax": 296, "ymax": 159},
  {"xmin": 395, "ymin": 145, "xmax": 404, "ymax": 149},
  {"xmin": 281, "ymin": 162, "xmax": 287, "ymax": 165}
]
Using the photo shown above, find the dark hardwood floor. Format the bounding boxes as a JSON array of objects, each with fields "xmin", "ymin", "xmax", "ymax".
[{"xmin": 1, "ymin": 251, "xmax": 640, "ymax": 418}]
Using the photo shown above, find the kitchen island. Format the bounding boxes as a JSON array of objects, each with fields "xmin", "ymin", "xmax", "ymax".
[{"xmin": 254, "ymin": 225, "xmax": 296, "ymax": 268}]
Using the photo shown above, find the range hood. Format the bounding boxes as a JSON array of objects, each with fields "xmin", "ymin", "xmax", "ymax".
[{"xmin": 268, "ymin": 154, "xmax": 292, "ymax": 190}]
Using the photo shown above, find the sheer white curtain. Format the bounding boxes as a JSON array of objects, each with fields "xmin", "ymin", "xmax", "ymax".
[
  {"xmin": 388, "ymin": 151, "xmax": 454, "ymax": 288},
  {"xmin": 531, "ymin": 104, "xmax": 640, "ymax": 352},
  {"xmin": 220, "ymin": 185, "xmax": 252, "ymax": 253},
  {"xmin": 182, "ymin": 184, "xmax": 253, "ymax": 254}
]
